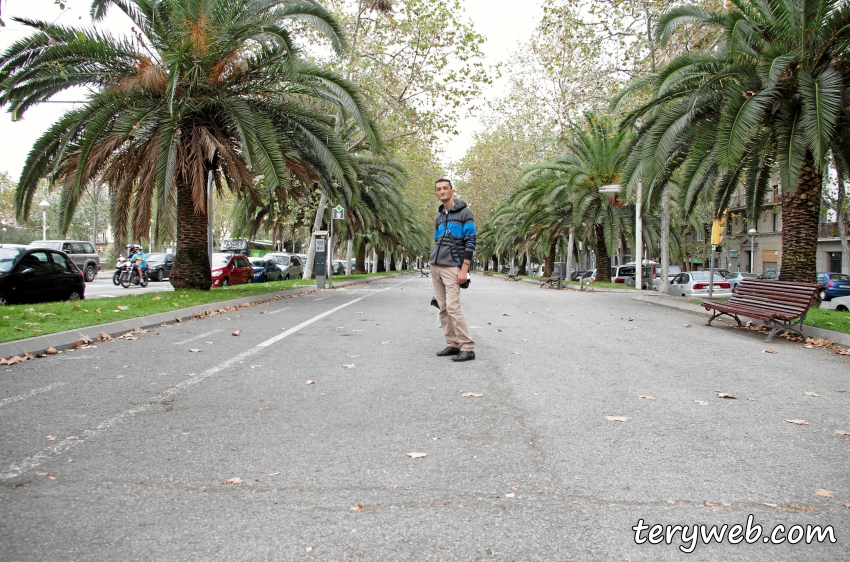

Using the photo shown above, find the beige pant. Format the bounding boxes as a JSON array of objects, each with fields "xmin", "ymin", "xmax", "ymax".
[{"xmin": 430, "ymin": 264, "xmax": 474, "ymax": 351}]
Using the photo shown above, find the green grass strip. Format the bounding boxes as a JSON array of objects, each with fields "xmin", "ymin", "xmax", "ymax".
[{"xmin": 0, "ymin": 272, "xmax": 402, "ymax": 344}]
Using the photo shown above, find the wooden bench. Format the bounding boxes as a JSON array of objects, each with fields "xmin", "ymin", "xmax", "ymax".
[
  {"xmin": 702, "ymin": 278, "xmax": 821, "ymax": 342},
  {"xmin": 540, "ymin": 276, "xmax": 560, "ymax": 289},
  {"xmin": 419, "ymin": 268, "xmax": 430, "ymax": 277},
  {"xmin": 506, "ymin": 272, "xmax": 519, "ymax": 282}
]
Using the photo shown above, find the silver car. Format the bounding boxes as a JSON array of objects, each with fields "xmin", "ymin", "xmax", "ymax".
[
  {"xmin": 668, "ymin": 271, "xmax": 733, "ymax": 298},
  {"xmin": 263, "ymin": 253, "xmax": 303, "ymax": 280}
]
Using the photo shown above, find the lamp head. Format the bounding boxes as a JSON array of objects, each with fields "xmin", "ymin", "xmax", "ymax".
[
  {"xmin": 38, "ymin": 200, "xmax": 50, "ymax": 211},
  {"xmin": 747, "ymin": 229, "xmax": 757, "ymax": 235}
]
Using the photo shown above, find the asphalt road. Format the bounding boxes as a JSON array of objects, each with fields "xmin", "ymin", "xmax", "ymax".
[
  {"xmin": 85, "ymin": 273, "xmax": 175, "ymax": 299},
  {"xmin": 1, "ymin": 274, "xmax": 848, "ymax": 561}
]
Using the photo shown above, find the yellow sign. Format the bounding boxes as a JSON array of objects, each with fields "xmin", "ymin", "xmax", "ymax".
[{"xmin": 711, "ymin": 216, "xmax": 726, "ymax": 245}]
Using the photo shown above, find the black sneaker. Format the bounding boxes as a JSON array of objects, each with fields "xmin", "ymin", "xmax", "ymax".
[
  {"xmin": 436, "ymin": 346, "xmax": 461, "ymax": 357},
  {"xmin": 452, "ymin": 351, "xmax": 475, "ymax": 362}
]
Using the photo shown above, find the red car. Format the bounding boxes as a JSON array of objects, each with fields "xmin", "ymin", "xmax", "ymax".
[{"xmin": 211, "ymin": 253, "xmax": 254, "ymax": 287}]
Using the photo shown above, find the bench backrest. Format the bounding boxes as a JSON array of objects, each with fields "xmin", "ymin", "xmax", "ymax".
[{"xmin": 730, "ymin": 278, "xmax": 820, "ymax": 313}]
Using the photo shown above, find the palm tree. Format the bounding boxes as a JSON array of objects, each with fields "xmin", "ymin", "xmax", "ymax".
[
  {"xmin": 545, "ymin": 113, "xmax": 635, "ymax": 283},
  {"xmin": 619, "ymin": 0, "xmax": 850, "ymax": 282},
  {"xmin": 0, "ymin": 0, "xmax": 381, "ymax": 289}
]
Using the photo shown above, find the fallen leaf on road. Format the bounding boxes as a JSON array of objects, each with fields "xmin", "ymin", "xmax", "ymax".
[
  {"xmin": 260, "ymin": 311, "xmax": 268, "ymax": 314},
  {"xmin": 341, "ymin": 364, "xmax": 355, "ymax": 369},
  {"xmin": 497, "ymin": 329, "xmax": 502, "ymax": 332},
  {"xmin": 639, "ymin": 395, "xmax": 656, "ymax": 400},
  {"xmin": 350, "ymin": 504, "xmax": 365, "ymax": 511},
  {"xmin": 834, "ymin": 430, "xmax": 850, "ymax": 436},
  {"xmin": 763, "ymin": 349, "xmax": 778, "ymax": 354},
  {"xmin": 99, "ymin": 331, "xmax": 112, "ymax": 341},
  {"xmin": 261, "ymin": 472, "xmax": 280, "ymax": 476},
  {"xmin": 505, "ymin": 493, "xmax": 515, "ymax": 498},
  {"xmin": 45, "ymin": 436, "xmax": 56, "ymax": 441},
  {"xmin": 232, "ymin": 330, "xmax": 241, "ymax": 336},
  {"xmin": 605, "ymin": 416, "xmax": 628, "ymax": 422},
  {"xmin": 717, "ymin": 393, "xmax": 736, "ymax": 399},
  {"xmin": 305, "ymin": 547, "xmax": 313, "ymax": 552},
  {"xmin": 221, "ymin": 478, "xmax": 242, "ymax": 485},
  {"xmin": 461, "ymin": 393, "xmax": 483, "ymax": 398},
  {"xmin": 350, "ymin": 355, "xmax": 360, "ymax": 358},
  {"xmin": 428, "ymin": 387, "xmax": 436, "ymax": 390},
  {"xmin": 187, "ymin": 373, "xmax": 195, "ymax": 377},
  {"xmin": 45, "ymin": 347, "xmax": 58, "ymax": 355},
  {"xmin": 305, "ymin": 380, "xmax": 315, "ymax": 385},
  {"xmin": 845, "ymin": 502, "xmax": 850, "ymax": 509},
  {"xmin": 77, "ymin": 333, "xmax": 92, "ymax": 344},
  {"xmin": 785, "ymin": 419, "xmax": 809, "ymax": 425},
  {"xmin": 188, "ymin": 349, "xmax": 200, "ymax": 353},
  {"xmin": 804, "ymin": 392, "xmax": 822, "ymax": 397},
  {"xmin": 683, "ymin": 324, "xmax": 692, "ymax": 328},
  {"xmin": 406, "ymin": 452, "xmax": 427, "ymax": 459},
  {"xmin": 626, "ymin": 318, "xmax": 634, "ymax": 322},
  {"xmin": 815, "ymin": 489, "xmax": 836, "ymax": 498},
  {"xmin": 695, "ymin": 401, "xmax": 709, "ymax": 406}
]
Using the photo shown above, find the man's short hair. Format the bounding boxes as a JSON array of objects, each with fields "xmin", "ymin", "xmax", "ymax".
[{"xmin": 435, "ymin": 178, "xmax": 453, "ymax": 189}]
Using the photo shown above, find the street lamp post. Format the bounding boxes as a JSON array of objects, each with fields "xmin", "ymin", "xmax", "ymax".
[
  {"xmin": 748, "ymin": 228, "xmax": 757, "ymax": 273},
  {"xmin": 600, "ymin": 182, "xmax": 642, "ymax": 289},
  {"xmin": 38, "ymin": 200, "xmax": 50, "ymax": 240}
]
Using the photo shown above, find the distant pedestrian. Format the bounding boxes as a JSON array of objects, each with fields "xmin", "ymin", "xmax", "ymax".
[{"xmin": 430, "ymin": 178, "xmax": 476, "ymax": 362}]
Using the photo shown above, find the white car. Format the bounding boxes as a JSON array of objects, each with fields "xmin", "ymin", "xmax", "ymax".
[
  {"xmin": 822, "ymin": 295, "xmax": 850, "ymax": 312},
  {"xmin": 667, "ymin": 271, "xmax": 733, "ymax": 299}
]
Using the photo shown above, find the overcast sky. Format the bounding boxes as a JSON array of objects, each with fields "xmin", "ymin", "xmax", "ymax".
[{"xmin": 0, "ymin": 0, "xmax": 542, "ymax": 179}]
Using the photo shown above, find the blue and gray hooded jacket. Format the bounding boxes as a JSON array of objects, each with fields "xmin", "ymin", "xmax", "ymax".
[{"xmin": 429, "ymin": 198, "xmax": 476, "ymax": 267}]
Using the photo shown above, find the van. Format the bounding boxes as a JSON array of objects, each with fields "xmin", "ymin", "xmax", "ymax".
[{"xmin": 28, "ymin": 240, "xmax": 101, "ymax": 282}]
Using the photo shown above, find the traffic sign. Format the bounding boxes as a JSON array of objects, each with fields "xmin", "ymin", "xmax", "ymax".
[{"xmin": 332, "ymin": 205, "xmax": 345, "ymax": 220}]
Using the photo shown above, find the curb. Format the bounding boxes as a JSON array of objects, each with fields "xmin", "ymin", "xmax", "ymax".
[
  {"xmin": 633, "ymin": 293, "xmax": 850, "ymax": 348},
  {"xmin": 0, "ymin": 274, "xmax": 406, "ymax": 360}
]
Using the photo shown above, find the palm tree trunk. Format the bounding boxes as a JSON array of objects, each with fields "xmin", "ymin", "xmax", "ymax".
[
  {"xmin": 595, "ymin": 223, "xmax": 611, "ymax": 283},
  {"xmin": 389, "ymin": 251, "xmax": 397, "ymax": 271},
  {"xmin": 779, "ymin": 151, "xmax": 821, "ymax": 282},
  {"xmin": 355, "ymin": 239, "xmax": 367, "ymax": 273},
  {"xmin": 660, "ymin": 187, "xmax": 670, "ymax": 294},
  {"xmin": 492, "ymin": 254, "xmax": 498, "ymax": 272},
  {"xmin": 565, "ymin": 228, "xmax": 575, "ymax": 276},
  {"xmin": 345, "ymin": 238, "xmax": 353, "ymax": 275},
  {"xmin": 377, "ymin": 247, "xmax": 386, "ymax": 272},
  {"xmin": 836, "ymin": 169, "xmax": 849, "ymax": 275},
  {"xmin": 543, "ymin": 240, "xmax": 556, "ymax": 277},
  {"xmin": 518, "ymin": 253, "xmax": 527, "ymax": 275},
  {"xmin": 170, "ymin": 178, "xmax": 211, "ymax": 290}
]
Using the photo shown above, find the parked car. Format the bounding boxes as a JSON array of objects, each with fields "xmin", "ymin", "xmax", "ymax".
[
  {"xmin": 249, "ymin": 257, "xmax": 282, "ymax": 283},
  {"xmin": 717, "ymin": 270, "xmax": 757, "ymax": 291},
  {"xmin": 667, "ymin": 271, "xmax": 732, "ymax": 298},
  {"xmin": 331, "ymin": 260, "xmax": 346, "ymax": 275},
  {"xmin": 28, "ymin": 239, "xmax": 100, "ymax": 282},
  {"xmin": 263, "ymin": 253, "xmax": 303, "ymax": 280},
  {"xmin": 0, "ymin": 247, "xmax": 85, "ymax": 305},
  {"xmin": 610, "ymin": 264, "xmax": 655, "ymax": 289},
  {"xmin": 569, "ymin": 270, "xmax": 588, "ymax": 281},
  {"xmin": 823, "ymin": 295, "xmax": 850, "ymax": 312},
  {"xmin": 757, "ymin": 269, "xmax": 780, "ymax": 280},
  {"xmin": 815, "ymin": 272, "xmax": 850, "ymax": 301},
  {"xmin": 210, "ymin": 253, "xmax": 253, "ymax": 287},
  {"xmin": 146, "ymin": 252, "xmax": 175, "ymax": 281},
  {"xmin": 579, "ymin": 269, "xmax": 596, "ymax": 283}
]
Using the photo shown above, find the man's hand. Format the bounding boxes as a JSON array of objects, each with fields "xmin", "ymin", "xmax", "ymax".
[{"xmin": 457, "ymin": 263, "xmax": 469, "ymax": 285}]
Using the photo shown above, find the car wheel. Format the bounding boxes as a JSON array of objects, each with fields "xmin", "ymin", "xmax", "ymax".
[
  {"xmin": 155, "ymin": 270, "xmax": 164, "ymax": 282},
  {"xmin": 222, "ymin": 277, "xmax": 229, "ymax": 287},
  {"xmin": 284, "ymin": 274, "xmax": 290, "ymax": 280},
  {"xmin": 819, "ymin": 289, "xmax": 829, "ymax": 301},
  {"xmin": 0, "ymin": 295, "xmax": 8, "ymax": 306},
  {"xmin": 68, "ymin": 291, "xmax": 82, "ymax": 302},
  {"xmin": 247, "ymin": 276, "xmax": 253, "ymax": 284},
  {"xmin": 837, "ymin": 305, "xmax": 848, "ymax": 312},
  {"xmin": 84, "ymin": 264, "xmax": 96, "ymax": 282}
]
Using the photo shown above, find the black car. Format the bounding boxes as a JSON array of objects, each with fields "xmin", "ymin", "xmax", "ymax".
[
  {"xmin": 146, "ymin": 252, "xmax": 175, "ymax": 281},
  {"xmin": 0, "ymin": 247, "xmax": 86, "ymax": 305}
]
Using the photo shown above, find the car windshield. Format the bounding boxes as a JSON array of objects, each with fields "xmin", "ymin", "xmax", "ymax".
[
  {"xmin": 273, "ymin": 255, "xmax": 289, "ymax": 265},
  {"xmin": 250, "ymin": 259, "xmax": 266, "ymax": 267},
  {"xmin": 211, "ymin": 254, "xmax": 231, "ymax": 267},
  {"xmin": 0, "ymin": 248, "xmax": 23, "ymax": 272},
  {"xmin": 147, "ymin": 253, "xmax": 167, "ymax": 263}
]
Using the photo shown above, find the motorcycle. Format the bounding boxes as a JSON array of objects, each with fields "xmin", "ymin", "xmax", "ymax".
[
  {"xmin": 112, "ymin": 257, "xmax": 126, "ymax": 286},
  {"xmin": 117, "ymin": 260, "xmax": 149, "ymax": 288}
]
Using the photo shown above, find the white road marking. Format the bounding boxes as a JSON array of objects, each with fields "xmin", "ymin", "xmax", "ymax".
[
  {"xmin": 0, "ymin": 382, "xmax": 68, "ymax": 409},
  {"xmin": 172, "ymin": 329, "xmax": 223, "ymax": 345},
  {"xmin": 266, "ymin": 307, "xmax": 291, "ymax": 315},
  {"xmin": 1, "ymin": 279, "xmax": 411, "ymax": 481}
]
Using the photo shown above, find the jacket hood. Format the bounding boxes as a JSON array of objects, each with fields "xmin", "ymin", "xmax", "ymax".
[{"xmin": 438, "ymin": 198, "xmax": 467, "ymax": 213}]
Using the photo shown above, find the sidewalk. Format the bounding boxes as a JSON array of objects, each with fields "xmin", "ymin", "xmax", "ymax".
[{"xmin": 0, "ymin": 274, "xmax": 403, "ymax": 360}]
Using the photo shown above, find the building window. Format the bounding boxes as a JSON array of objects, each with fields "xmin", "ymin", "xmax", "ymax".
[
  {"xmin": 772, "ymin": 212, "xmax": 779, "ymax": 232},
  {"xmin": 829, "ymin": 252, "xmax": 842, "ymax": 273}
]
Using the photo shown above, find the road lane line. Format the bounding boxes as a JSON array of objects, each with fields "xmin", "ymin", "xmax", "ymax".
[
  {"xmin": 266, "ymin": 307, "xmax": 291, "ymax": 315},
  {"xmin": 172, "ymin": 329, "xmax": 224, "ymax": 345},
  {"xmin": 0, "ymin": 382, "xmax": 68, "ymax": 409},
  {"xmin": 0, "ymin": 279, "xmax": 410, "ymax": 481}
]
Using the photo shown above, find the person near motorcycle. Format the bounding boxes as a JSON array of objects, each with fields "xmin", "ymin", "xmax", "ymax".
[{"xmin": 130, "ymin": 245, "xmax": 147, "ymax": 284}]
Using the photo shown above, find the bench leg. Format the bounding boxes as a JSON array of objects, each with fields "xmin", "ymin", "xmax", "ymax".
[
  {"xmin": 764, "ymin": 319, "xmax": 806, "ymax": 342},
  {"xmin": 705, "ymin": 310, "xmax": 742, "ymax": 327}
]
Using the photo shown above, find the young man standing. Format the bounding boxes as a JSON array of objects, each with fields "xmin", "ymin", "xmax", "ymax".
[{"xmin": 429, "ymin": 178, "xmax": 476, "ymax": 362}]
